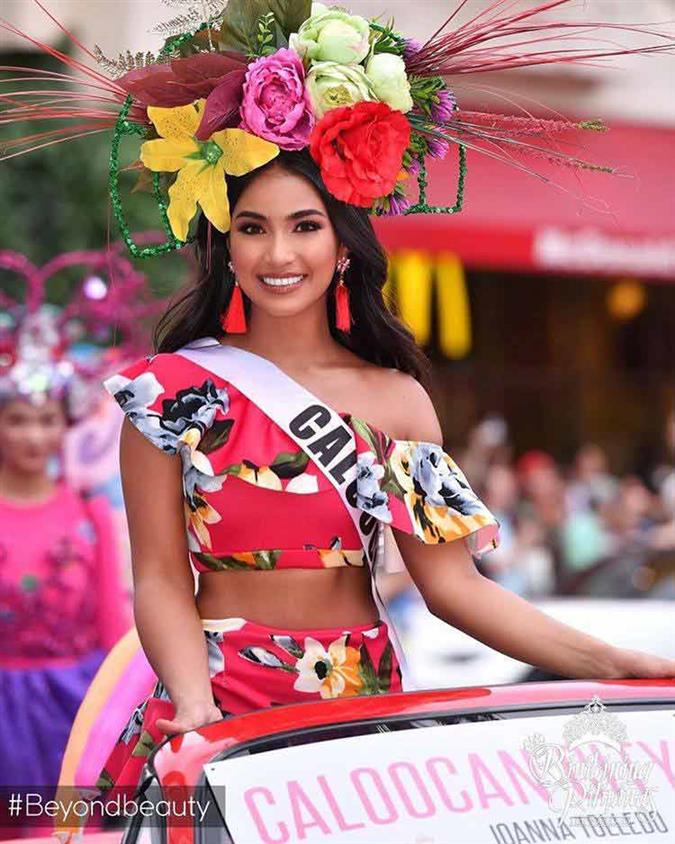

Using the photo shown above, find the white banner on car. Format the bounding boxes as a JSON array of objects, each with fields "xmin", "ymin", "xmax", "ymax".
[{"xmin": 204, "ymin": 709, "xmax": 675, "ymax": 844}]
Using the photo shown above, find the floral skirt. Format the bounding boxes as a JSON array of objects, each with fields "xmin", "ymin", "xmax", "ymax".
[{"xmin": 98, "ymin": 616, "xmax": 402, "ymax": 790}]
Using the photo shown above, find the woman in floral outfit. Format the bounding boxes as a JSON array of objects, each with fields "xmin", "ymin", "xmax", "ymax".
[
  {"xmin": 86, "ymin": 147, "xmax": 675, "ymax": 791},
  {"xmin": 44, "ymin": 1, "xmax": 675, "ymax": 798}
]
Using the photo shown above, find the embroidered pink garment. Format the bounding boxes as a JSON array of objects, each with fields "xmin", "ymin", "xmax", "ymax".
[{"xmin": 0, "ymin": 484, "xmax": 130, "ymax": 667}]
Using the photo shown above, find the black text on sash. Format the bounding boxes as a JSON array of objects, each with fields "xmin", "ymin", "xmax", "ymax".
[{"xmin": 290, "ymin": 404, "xmax": 380, "ymax": 565}]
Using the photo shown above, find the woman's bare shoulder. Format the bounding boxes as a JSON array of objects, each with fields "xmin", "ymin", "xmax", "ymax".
[{"xmin": 358, "ymin": 364, "xmax": 443, "ymax": 443}]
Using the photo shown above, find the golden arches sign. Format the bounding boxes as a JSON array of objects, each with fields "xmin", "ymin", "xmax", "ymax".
[{"xmin": 386, "ymin": 251, "xmax": 472, "ymax": 359}]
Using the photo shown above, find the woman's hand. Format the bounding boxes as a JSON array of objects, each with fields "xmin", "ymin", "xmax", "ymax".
[
  {"xmin": 156, "ymin": 700, "xmax": 223, "ymax": 736},
  {"xmin": 611, "ymin": 648, "xmax": 675, "ymax": 680}
]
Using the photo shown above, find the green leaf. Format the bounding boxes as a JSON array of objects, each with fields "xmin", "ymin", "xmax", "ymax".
[
  {"xmin": 256, "ymin": 549, "xmax": 281, "ymax": 570},
  {"xmin": 131, "ymin": 730, "xmax": 156, "ymax": 758},
  {"xmin": 351, "ymin": 417, "xmax": 379, "ymax": 454},
  {"xmin": 217, "ymin": 0, "xmax": 311, "ymax": 52},
  {"xmin": 96, "ymin": 769, "xmax": 114, "ymax": 791},
  {"xmin": 193, "ymin": 550, "xmax": 281, "ymax": 571},
  {"xmin": 239, "ymin": 646, "xmax": 296, "ymax": 671},
  {"xmin": 193, "ymin": 551, "xmax": 224, "ymax": 570},
  {"xmin": 369, "ymin": 20, "xmax": 407, "ymax": 57},
  {"xmin": 377, "ymin": 642, "xmax": 393, "ymax": 692},
  {"xmin": 193, "ymin": 552, "xmax": 250, "ymax": 571},
  {"xmin": 269, "ymin": 449, "xmax": 310, "ymax": 478},
  {"xmin": 199, "ymin": 419, "xmax": 234, "ymax": 454},
  {"xmin": 381, "ymin": 467, "xmax": 406, "ymax": 499},
  {"xmin": 272, "ymin": 20, "xmax": 289, "ymax": 50},
  {"xmin": 358, "ymin": 643, "xmax": 379, "ymax": 694}
]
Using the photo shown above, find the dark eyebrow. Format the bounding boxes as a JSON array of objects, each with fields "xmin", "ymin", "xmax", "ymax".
[{"xmin": 233, "ymin": 208, "xmax": 326, "ymax": 221}]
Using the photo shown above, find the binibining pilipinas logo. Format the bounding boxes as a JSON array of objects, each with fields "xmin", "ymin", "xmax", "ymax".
[{"xmin": 523, "ymin": 696, "xmax": 659, "ymax": 825}]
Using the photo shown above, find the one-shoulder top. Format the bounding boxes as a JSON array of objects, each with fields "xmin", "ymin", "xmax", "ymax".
[{"xmin": 103, "ymin": 344, "xmax": 499, "ymax": 573}]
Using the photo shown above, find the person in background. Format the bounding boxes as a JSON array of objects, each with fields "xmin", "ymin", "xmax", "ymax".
[
  {"xmin": 458, "ymin": 414, "xmax": 512, "ymax": 492},
  {"xmin": 566, "ymin": 443, "xmax": 618, "ymax": 515},
  {"xmin": 559, "ymin": 444, "xmax": 616, "ymax": 578},
  {"xmin": 0, "ymin": 244, "xmax": 156, "ymax": 811},
  {"xmin": 481, "ymin": 464, "xmax": 555, "ymax": 597},
  {"xmin": 516, "ymin": 450, "xmax": 567, "ymax": 589},
  {"xmin": 0, "ymin": 310, "xmax": 130, "ymax": 794}
]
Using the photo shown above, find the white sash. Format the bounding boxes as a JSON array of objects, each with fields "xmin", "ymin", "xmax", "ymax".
[{"xmin": 176, "ymin": 337, "xmax": 412, "ymax": 688}]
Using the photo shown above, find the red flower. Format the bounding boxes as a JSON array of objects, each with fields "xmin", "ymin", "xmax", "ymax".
[{"xmin": 309, "ymin": 102, "xmax": 410, "ymax": 206}]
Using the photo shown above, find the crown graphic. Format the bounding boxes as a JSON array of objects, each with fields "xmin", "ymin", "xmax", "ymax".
[{"xmin": 562, "ymin": 696, "xmax": 628, "ymax": 752}]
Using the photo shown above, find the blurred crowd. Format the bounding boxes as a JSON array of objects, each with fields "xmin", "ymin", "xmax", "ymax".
[{"xmin": 458, "ymin": 414, "xmax": 675, "ymax": 601}]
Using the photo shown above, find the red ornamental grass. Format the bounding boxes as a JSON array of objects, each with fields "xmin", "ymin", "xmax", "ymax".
[
  {"xmin": 405, "ymin": 0, "xmax": 675, "ymax": 77},
  {"xmin": 453, "ymin": 111, "xmax": 606, "ymax": 137},
  {"xmin": 0, "ymin": 11, "xmax": 144, "ymax": 160}
]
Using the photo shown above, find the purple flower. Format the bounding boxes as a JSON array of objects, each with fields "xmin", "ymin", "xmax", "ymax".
[
  {"xmin": 381, "ymin": 193, "xmax": 411, "ymax": 216},
  {"xmin": 403, "ymin": 38, "xmax": 422, "ymax": 61},
  {"xmin": 431, "ymin": 88, "xmax": 456, "ymax": 123},
  {"xmin": 406, "ymin": 157, "xmax": 421, "ymax": 177},
  {"xmin": 427, "ymin": 135, "xmax": 450, "ymax": 160},
  {"xmin": 240, "ymin": 49, "xmax": 314, "ymax": 151}
]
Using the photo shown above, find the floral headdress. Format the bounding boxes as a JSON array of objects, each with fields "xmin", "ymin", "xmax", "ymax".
[
  {"xmin": 0, "ymin": 240, "xmax": 161, "ymax": 418},
  {"xmin": 2, "ymin": 0, "xmax": 672, "ymax": 259}
]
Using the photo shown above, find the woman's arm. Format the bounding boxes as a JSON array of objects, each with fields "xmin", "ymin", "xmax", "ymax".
[
  {"xmin": 396, "ymin": 533, "xmax": 674, "ymax": 679},
  {"xmin": 393, "ymin": 378, "xmax": 675, "ymax": 681},
  {"xmin": 120, "ymin": 418, "xmax": 221, "ymax": 733}
]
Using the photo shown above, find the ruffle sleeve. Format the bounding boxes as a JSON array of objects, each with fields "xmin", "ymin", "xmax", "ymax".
[
  {"xmin": 102, "ymin": 354, "xmax": 229, "ymax": 458},
  {"xmin": 351, "ymin": 417, "xmax": 499, "ymax": 559}
]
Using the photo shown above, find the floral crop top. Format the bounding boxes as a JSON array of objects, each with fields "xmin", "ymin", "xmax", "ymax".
[{"xmin": 103, "ymin": 348, "xmax": 499, "ymax": 573}]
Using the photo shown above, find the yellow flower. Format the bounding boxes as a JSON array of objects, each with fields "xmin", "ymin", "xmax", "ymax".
[
  {"xmin": 185, "ymin": 498, "xmax": 221, "ymax": 550},
  {"xmin": 319, "ymin": 538, "xmax": 365, "ymax": 568},
  {"xmin": 294, "ymin": 635, "xmax": 363, "ymax": 699},
  {"xmin": 230, "ymin": 552, "xmax": 258, "ymax": 567},
  {"xmin": 140, "ymin": 99, "xmax": 279, "ymax": 241},
  {"xmin": 388, "ymin": 441, "xmax": 415, "ymax": 493},
  {"xmin": 236, "ymin": 463, "xmax": 283, "ymax": 491}
]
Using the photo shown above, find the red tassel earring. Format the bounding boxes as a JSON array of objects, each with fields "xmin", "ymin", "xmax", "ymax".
[
  {"xmin": 220, "ymin": 261, "xmax": 247, "ymax": 334},
  {"xmin": 335, "ymin": 255, "xmax": 351, "ymax": 332}
]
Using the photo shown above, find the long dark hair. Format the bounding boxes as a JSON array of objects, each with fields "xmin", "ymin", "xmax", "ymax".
[{"xmin": 154, "ymin": 149, "xmax": 430, "ymax": 385}]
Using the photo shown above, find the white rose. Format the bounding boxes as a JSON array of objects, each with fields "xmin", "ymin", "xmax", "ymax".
[{"xmin": 365, "ymin": 53, "xmax": 413, "ymax": 113}]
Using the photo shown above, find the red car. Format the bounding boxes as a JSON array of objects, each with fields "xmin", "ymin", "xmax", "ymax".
[{"xmin": 111, "ymin": 679, "xmax": 675, "ymax": 844}]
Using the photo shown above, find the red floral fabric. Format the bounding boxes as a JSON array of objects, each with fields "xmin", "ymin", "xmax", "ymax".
[
  {"xmin": 98, "ymin": 618, "xmax": 401, "ymax": 791},
  {"xmin": 103, "ymin": 349, "xmax": 499, "ymax": 568}
]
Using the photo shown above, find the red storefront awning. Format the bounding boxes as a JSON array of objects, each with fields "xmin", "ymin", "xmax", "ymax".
[{"xmin": 373, "ymin": 122, "xmax": 675, "ymax": 280}]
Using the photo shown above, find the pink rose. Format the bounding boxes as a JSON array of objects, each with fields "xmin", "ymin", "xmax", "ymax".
[{"xmin": 240, "ymin": 49, "xmax": 314, "ymax": 151}]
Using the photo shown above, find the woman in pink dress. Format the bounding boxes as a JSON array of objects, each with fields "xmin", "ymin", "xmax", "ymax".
[
  {"xmin": 0, "ymin": 319, "xmax": 130, "ymax": 790},
  {"xmin": 0, "ymin": 397, "xmax": 128, "ymax": 788},
  {"xmin": 0, "ymin": 243, "xmax": 158, "ymax": 797}
]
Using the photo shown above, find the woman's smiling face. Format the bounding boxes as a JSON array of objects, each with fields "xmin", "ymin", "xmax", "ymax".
[{"xmin": 227, "ymin": 164, "xmax": 347, "ymax": 318}]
